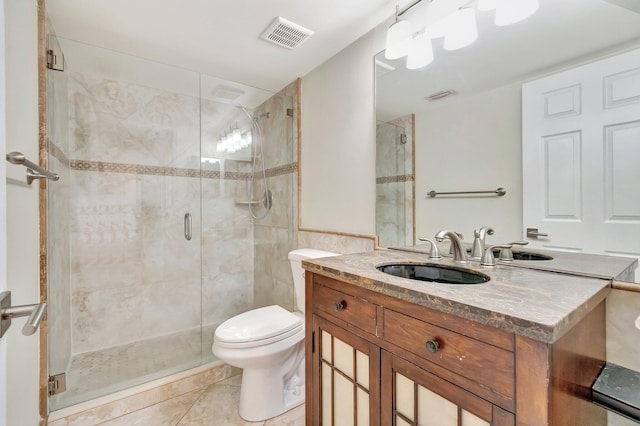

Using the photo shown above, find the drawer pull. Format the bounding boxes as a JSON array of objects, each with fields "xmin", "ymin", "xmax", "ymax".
[
  {"xmin": 426, "ymin": 339, "xmax": 440, "ymax": 354},
  {"xmin": 334, "ymin": 301, "xmax": 346, "ymax": 312}
]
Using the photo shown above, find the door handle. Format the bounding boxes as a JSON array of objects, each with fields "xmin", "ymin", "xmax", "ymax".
[
  {"xmin": 0, "ymin": 291, "xmax": 47, "ymax": 338},
  {"xmin": 184, "ymin": 213, "xmax": 192, "ymax": 241},
  {"xmin": 526, "ymin": 227, "xmax": 549, "ymax": 239}
]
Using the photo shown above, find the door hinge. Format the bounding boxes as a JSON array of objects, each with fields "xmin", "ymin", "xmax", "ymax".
[
  {"xmin": 48, "ymin": 373, "xmax": 66, "ymax": 396},
  {"xmin": 46, "ymin": 49, "xmax": 56, "ymax": 69},
  {"xmin": 312, "ymin": 331, "xmax": 315, "ymax": 353},
  {"xmin": 46, "ymin": 49, "xmax": 64, "ymax": 72}
]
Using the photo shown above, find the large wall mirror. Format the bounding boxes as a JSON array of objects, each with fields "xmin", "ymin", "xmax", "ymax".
[{"xmin": 375, "ymin": 0, "xmax": 640, "ymax": 283}]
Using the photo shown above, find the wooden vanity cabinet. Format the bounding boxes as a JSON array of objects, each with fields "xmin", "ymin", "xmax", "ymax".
[{"xmin": 305, "ymin": 272, "xmax": 607, "ymax": 426}]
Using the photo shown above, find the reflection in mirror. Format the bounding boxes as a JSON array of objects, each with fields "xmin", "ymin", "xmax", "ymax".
[
  {"xmin": 374, "ymin": 0, "xmax": 640, "ymax": 283},
  {"xmin": 376, "ymin": 116, "xmax": 415, "ymax": 247}
]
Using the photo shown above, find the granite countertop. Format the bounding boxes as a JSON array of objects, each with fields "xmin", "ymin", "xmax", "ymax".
[
  {"xmin": 392, "ymin": 243, "xmax": 638, "ymax": 281},
  {"xmin": 303, "ymin": 249, "xmax": 612, "ymax": 344}
]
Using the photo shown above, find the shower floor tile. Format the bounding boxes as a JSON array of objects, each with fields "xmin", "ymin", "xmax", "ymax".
[{"xmin": 51, "ymin": 328, "xmax": 216, "ymax": 410}]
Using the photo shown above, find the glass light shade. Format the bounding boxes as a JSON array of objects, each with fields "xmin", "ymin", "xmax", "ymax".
[
  {"xmin": 443, "ymin": 8, "xmax": 478, "ymax": 51},
  {"xmin": 495, "ymin": 0, "xmax": 539, "ymax": 26},
  {"xmin": 425, "ymin": 0, "xmax": 460, "ymax": 38},
  {"xmin": 406, "ymin": 33, "xmax": 434, "ymax": 70},
  {"xmin": 477, "ymin": 0, "xmax": 498, "ymax": 11},
  {"xmin": 216, "ymin": 142, "xmax": 223, "ymax": 152},
  {"xmin": 385, "ymin": 19, "xmax": 412, "ymax": 60},
  {"xmin": 244, "ymin": 131, "xmax": 252, "ymax": 146}
]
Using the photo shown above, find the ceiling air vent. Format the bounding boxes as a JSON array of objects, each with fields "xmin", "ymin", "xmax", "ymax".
[
  {"xmin": 425, "ymin": 90, "xmax": 458, "ymax": 102},
  {"xmin": 261, "ymin": 17, "xmax": 314, "ymax": 50}
]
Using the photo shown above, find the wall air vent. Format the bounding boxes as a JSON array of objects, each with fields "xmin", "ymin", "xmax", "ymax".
[
  {"xmin": 261, "ymin": 17, "xmax": 314, "ymax": 50},
  {"xmin": 425, "ymin": 90, "xmax": 458, "ymax": 102}
]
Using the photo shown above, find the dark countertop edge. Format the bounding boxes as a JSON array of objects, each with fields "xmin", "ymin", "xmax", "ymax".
[{"xmin": 303, "ymin": 261, "xmax": 612, "ymax": 344}]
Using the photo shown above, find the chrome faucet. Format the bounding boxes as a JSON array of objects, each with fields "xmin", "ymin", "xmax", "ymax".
[
  {"xmin": 435, "ymin": 230, "xmax": 467, "ymax": 263},
  {"xmin": 470, "ymin": 226, "xmax": 494, "ymax": 259},
  {"xmin": 418, "ymin": 237, "xmax": 441, "ymax": 259}
]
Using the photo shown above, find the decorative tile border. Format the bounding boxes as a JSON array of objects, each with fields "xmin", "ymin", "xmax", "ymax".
[
  {"xmin": 265, "ymin": 162, "xmax": 298, "ymax": 178},
  {"xmin": 67, "ymin": 159, "xmax": 299, "ymax": 180},
  {"xmin": 376, "ymin": 174, "xmax": 415, "ymax": 184}
]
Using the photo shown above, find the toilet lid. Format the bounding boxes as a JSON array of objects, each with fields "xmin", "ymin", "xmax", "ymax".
[{"xmin": 215, "ymin": 305, "xmax": 302, "ymax": 344}]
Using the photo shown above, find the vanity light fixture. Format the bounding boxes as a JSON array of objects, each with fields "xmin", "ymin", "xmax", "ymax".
[
  {"xmin": 385, "ymin": 5, "xmax": 413, "ymax": 60},
  {"xmin": 443, "ymin": 7, "xmax": 478, "ymax": 51},
  {"xmin": 407, "ymin": 31, "xmax": 434, "ymax": 69},
  {"xmin": 385, "ymin": 0, "xmax": 539, "ymax": 69}
]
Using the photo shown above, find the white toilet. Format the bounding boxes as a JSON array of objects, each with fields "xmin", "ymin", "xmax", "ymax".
[{"xmin": 212, "ymin": 248, "xmax": 338, "ymax": 421}]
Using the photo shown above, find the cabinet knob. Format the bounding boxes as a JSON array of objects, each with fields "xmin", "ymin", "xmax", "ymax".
[
  {"xmin": 426, "ymin": 339, "xmax": 440, "ymax": 354},
  {"xmin": 334, "ymin": 301, "xmax": 345, "ymax": 312}
]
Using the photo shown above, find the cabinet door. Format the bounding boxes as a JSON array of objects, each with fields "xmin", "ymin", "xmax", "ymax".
[
  {"xmin": 381, "ymin": 351, "xmax": 514, "ymax": 426},
  {"xmin": 312, "ymin": 316, "xmax": 381, "ymax": 426}
]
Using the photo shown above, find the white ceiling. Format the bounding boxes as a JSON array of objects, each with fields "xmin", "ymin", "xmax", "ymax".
[{"xmin": 46, "ymin": 0, "xmax": 407, "ymax": 92}]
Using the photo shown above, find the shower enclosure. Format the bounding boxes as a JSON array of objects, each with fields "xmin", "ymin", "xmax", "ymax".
[
  {"xmin": 375, "ymin": 117, "xmax": 414, "ymax": 248},
  {"xmin": 46, "ymin": 36, "xmax": 295, "ymax": 411}
]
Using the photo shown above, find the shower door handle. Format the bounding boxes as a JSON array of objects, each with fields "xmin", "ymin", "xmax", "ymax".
[
  {"xmin": 184, "ymin": 213, "xmax": 192, "ymax": 241},
  {"xmin": 0, "ymin": 291, "xmax": 47, "ymax": 338}
]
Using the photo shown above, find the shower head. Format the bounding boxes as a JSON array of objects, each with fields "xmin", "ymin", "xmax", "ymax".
[{"xmin": 255, "ymin": 112, "xmax": 270, "ymax": 121}]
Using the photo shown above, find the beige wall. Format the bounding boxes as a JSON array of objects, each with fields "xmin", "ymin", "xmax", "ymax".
[
  {"xmin": 300, "ymin": 26, "xmax": 386, "ymax": 236},
  {"xmin": 5, "ymin": 0, "xmax": 41, "ymax": 424}
]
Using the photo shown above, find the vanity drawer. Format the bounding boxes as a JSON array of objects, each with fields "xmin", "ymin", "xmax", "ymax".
[
  {"xmin": 312, "ymin": 283, "xmax": 377, "ymax": 335},
  {"xmin": 384, "ymin": 309, "xmax": 514, "ymax": 399}
]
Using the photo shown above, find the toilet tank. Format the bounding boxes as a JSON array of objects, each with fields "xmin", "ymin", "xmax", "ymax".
[{"xmin": 288, "ymin": 249, "xmax": 338, "ymax": 312}]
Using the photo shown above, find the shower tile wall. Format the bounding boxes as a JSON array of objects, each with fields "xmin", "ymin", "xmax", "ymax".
[
  {"xmin": 252, "ymin": 83, "xmax": 296, "ymax": 311},
  {"xmin": 67, "ymin": 72, "xmax": 203, "ymax": 355}
]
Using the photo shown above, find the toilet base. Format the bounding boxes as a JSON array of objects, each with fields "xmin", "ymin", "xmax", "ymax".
[{"xmin": 238, "ymin": 366, "xmax": 305, "ymax": 421}]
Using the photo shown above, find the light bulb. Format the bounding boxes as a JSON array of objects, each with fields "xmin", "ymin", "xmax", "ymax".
[
  {"xmin": 385, "ymin": 19, "xmax": 413, "ymax": 59},
  {"xmin": 495, "ymin": 0, "xmax": 539, "ymax": 26},
  {"xmin": 232, "ymin": 128, "xmax": 241, "ymax": 142},
  {"xmin": 443, "ymin": 8, "xmax": 478, "ymax": 51},
  {"xmin": 406, "ymin": 32, "xmax": 434, "ymax": 70}
]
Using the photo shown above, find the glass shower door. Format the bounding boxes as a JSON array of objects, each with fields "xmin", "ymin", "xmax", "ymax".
[
  {"xmin": 376, "ymin": 121, "xmax": 408, "ymax": 248},
  {"xmin": 46, "ymin": 35, "xmax": 203, "ymax": 410}
]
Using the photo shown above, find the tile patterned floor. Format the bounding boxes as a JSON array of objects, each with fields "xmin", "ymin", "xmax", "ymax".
[{"xmin": 96, "ymin": 375, "xmax": 305, "ymax": 426}]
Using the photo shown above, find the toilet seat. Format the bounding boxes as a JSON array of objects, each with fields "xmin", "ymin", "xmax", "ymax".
[{"xmin": 215, "ymin": 305, "xmax": 303, "ymax": 349}]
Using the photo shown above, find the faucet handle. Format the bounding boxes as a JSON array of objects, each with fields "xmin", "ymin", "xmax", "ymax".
[
  {"xmin": 499, "ymin": 241, "xmax": 529, "ymax": 261},
  {"xmin": 418, "ymin": 238, "xmax": 441, "ymax": 259},
  {"xmin": 481, "ymin": 244, "xmax": 512, "ymax": 268}
]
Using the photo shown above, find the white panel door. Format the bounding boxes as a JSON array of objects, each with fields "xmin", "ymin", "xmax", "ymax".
[{"xmin": 523, "ymin": 48, "xmax": 640, "ymax": 271}]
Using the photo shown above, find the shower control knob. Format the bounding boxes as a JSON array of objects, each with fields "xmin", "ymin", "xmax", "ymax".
[{"xmin": 333, "ymin": 301, "xmax": 345, "ymax": 312}]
